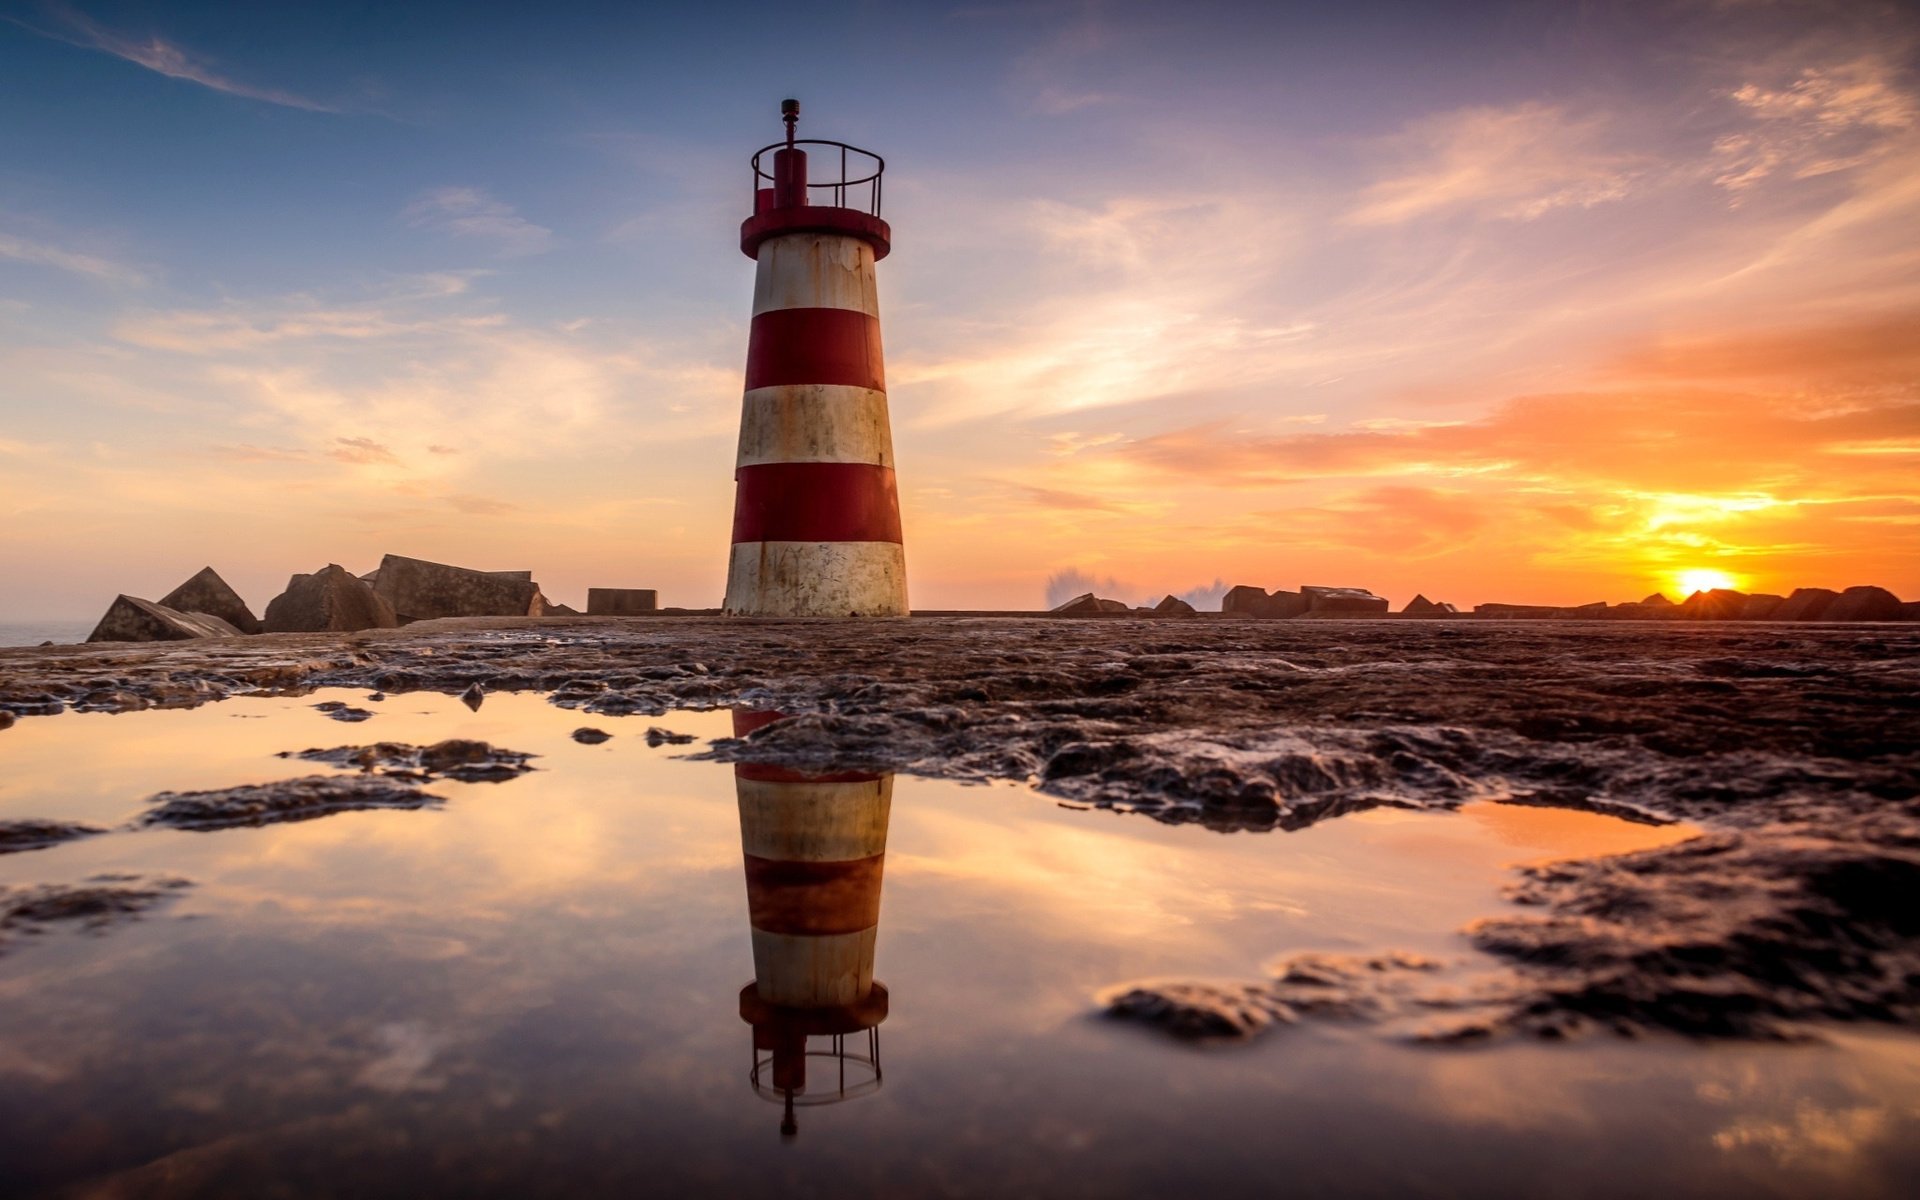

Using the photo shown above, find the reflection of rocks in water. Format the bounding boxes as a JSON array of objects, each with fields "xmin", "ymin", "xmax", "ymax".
[
  {"xmin": 1106, "ymin": 953, "xmax": 1515, "ymax": 1044},
  {"xmin": 313, "ymin": 701, "xmax": 375, "ymax": 723},
  {"xmin": 0, "ymin": 819, "xmax": 106, "ymax": 855},
  {"xmin": 733, "ymin": 708, "xmax": 889, "ymax": 1139},
  {"xmin": 1109, "ymin": 816, "xmax": 1920, "ymax": 1044},
  {"xmin": 1470, "ymin": 818, "xmax": 1920, "ymax": 1040},
  {"xmin": 141, "ymin": 776, "xmax": 444, "ymax": 830},
  {"xmin": 283, "ymin": 739, "xmax": 537, "ymax": 782},
  {"xmin": 1, "ymin": 874, "xmax": 191, "ymax": 950}
]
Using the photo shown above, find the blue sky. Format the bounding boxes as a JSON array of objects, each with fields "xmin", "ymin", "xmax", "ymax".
[{"xmin": 3, "ymin": 0, "xmax": 1917, "ymax": 617}]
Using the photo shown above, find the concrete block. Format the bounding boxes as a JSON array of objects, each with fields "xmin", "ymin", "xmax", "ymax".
[
  {"xmin": 1302, "ymin": 586, "xmax": 1390, "ymax": 616},
  {"xmin": 87, "ymin": 596, "xmax": 243, "ymax": 643},
  {"xmin": 587, "ymin": 588, "xmax": 660, "ymax": 616},
  {"xmin": 264, "ymin": 565, "xmax": 400, "ymax": 633},
  {"xmin": 158, "ymin": 567, "xmax": 261, "ymax": 634},
  {"xmin": 1474, "ymin": 603, "xmax": 1560, "ymax": 619},
  {"xmin": 1151, "ymin": 595, "xmax": 1198, "ymax": 616},
  {"xmin": 373, "ymin": 555, "xmax": 541, "ymax": 622}
]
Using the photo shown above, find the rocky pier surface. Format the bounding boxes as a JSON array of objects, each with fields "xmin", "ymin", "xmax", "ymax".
[{"xmin": 2, "ymin": 614, "xmax": 1916, "ymax": 1041}]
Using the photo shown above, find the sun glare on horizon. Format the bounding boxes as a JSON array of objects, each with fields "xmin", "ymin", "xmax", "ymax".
[{"xmin": 1675, "ymin": 568, "xmax": 1740, "ymax": 596}]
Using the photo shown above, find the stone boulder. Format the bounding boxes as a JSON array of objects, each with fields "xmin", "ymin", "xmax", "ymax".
[
  {"xmin": 588, "ymin": 588, "xmax": 659, "ymax": 615},
  {"xmin": 1151, "ymin": 595, "xmax": 1198, "ymax": 616},
  {"xmin": 87, "ymin": 596, "xmax": 243, "ymax": 643},
  {"xmin": 1774, "ymin": 588, "xmax": 1839, "ymax": 621},
  {"xmin": 1641, "ymin": 593, "xmax": 1674, "ymax": 607},
  {"xmin": 1826, "ymin": 586, "xmax": 1904, "ymax": 621},
  {"xmin": 263, "ymin": 566, "xmax": 399, "ymax": 633},
  {"xmin": 1679, "ymin": 589, "xmax": 1747, "ymax": 621},
  {"xmin": 158, "ymin": 567, "xmax": 261, "ymax": 634},
  {"xmin": 1301, "ymin": 586, "xmax": 1389, "ymax": 617},
  {"xmin": 372, "ymin": 554, "xmax": 542, "ymax": 622},
  {"xmin": 1740, "ymin": 594, "xmax": 1785, "ymax": 620},
  {"xmin": 1899, "ymin": 601, "xmax": 1920, "ymax": 621}
]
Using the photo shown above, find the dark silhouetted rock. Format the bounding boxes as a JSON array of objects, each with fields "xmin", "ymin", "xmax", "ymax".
[
  {"xmin": 1774, "ymin": 587, "xmax": 1839, "ymax": 621},
  {"xmin": 1740, "ymin": 594, "xmax": 1785, "ymax": 620},
  {"xmin": 372, "ymin": 554, "xmax": 542, "ymax": 623},
  {"xmin": 1680, "ymin": 589, "xmax": 1747, "ymax": 621},
  {"xmin": 1401, "ymin": 594, "xmax": 1458, "ymax": 617},
  {"xmin": 0, "ymin": 711, "xmax": 13, "ymax": 731},
  {"xmin": 1552, "ymin": 602, "xmax": 1611, "ymax": 619},
  {"xmin": 1641, "ymin": 593, "xmax": 1674, "ymax": 607},
  {"xmin": 1474, "ymin": 603, "xmax": 1559, "ymax": 619},
  {"xmin": 87, "ymin": 596, "xmax": 244, "ymax": 643},
  {"xmin": 1051, "ymin": 592, "xmax": 1129, "ymax": 616},
  {"xmin": 572, "ymin": 727, "xmax": 612, "ymax": 744},
  {"xmin": 1105, "ymin": 982, "xmax": 1296, "ymax": 1040},
  {"xmin": 588, "ymin": 588, "xmax": 659, "ymax": 615},
  {"xmin": 459, "ymin": 683, "xmax": 485, "ymax": 711},
  {"xmin": 287, "ymin": 738, "xmax": 536, "ymax": 782},
  {"xmin": 1302, "ymin": 586, "xmax": 1389, "ymax": 617},
  {"xmin": 1826, "ymin": 585, "xmax": 1903, "ymax": 621},
  {"xmin": 158, "ymin": 567, "xmax": 261, "ymax": 634},
  {"xmin": 1151, "ymin": 595, "xmax": 1197, "ymax": 616},
  {"xmin": 1, "ymin": 876, "xmax": 191, "ymax": 944},
  {"xmin": 1, "ymin": 819, "xmax": 106, "ymax": 854},
  {"xmin": 141, "ymin": 776, "xmax": 442, "ymax": 830},
  {"xmin": 645, "ymin": 726, "xmax": 697, "ymax": 746},
  {"xmin": 264, "ymin": 566, "xmax": 399, "ymax": 634},
  {"xmin": 1900, "ymin": 601, "xmax": 1920, "ymax": 621}
]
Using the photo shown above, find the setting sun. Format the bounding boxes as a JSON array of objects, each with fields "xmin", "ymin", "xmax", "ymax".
[{"xmin": 1675, "ymin": 568, "xmax": 1740, "ymax": 596}]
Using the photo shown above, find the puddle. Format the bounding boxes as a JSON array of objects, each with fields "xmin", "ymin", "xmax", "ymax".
[{"xmin": 2, "ymin": 690, "xmax": 1918, "ymax": 1198}]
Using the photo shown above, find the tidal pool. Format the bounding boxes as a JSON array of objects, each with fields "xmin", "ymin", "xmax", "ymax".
[{"xmin": 1, "ymin": 689, "xmax": 1917, "ymax": 1198}]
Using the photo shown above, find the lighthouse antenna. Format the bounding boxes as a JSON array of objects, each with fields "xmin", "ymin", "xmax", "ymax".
[{"xmin": 781, "ymin": 98, "xmax": 799, "ymax": 149}]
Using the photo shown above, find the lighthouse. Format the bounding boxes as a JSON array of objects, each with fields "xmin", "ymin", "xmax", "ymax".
[
  {"xmin": 732, "ymin": 707, "xmax": 891, "ymax": 1137},
  {"xmin": 725, "ymin": 100, "xmax": 908, "ymax": 617}
]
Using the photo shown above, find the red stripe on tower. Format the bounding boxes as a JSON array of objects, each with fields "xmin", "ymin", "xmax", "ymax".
[{"xmin": 744, "ymin": 309, "xmax": 885, "ymax": 392}]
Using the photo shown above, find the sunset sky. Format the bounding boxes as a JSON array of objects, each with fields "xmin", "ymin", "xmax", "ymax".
[{"xmin": 2, "ymin": 0, "xmax": 1917, "ymax": 618}]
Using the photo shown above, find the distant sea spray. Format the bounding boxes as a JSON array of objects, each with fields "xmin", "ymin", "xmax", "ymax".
[{"xmin": 1043, "ymin": 569, "xmax": 1227, "ymax": 612}]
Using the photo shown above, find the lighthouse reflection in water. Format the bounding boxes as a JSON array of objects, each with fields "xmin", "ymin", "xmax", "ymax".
[{"xmin": 732, "ymin": 708, "xmax": 891, "ymax": 1138}]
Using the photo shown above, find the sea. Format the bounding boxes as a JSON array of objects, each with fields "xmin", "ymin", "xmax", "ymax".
[{"xmin": 0, "ymin": 620, "xmax": 94, "ymax": 648}]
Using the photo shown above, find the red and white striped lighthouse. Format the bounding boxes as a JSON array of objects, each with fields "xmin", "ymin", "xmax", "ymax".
[
  {"xmin": 731, "ymin": 708, "xmax": 890, "ymax": 1138},
  {"xmin": 725, "ymin": 100, "xmax": 908, "ymax": 617}
]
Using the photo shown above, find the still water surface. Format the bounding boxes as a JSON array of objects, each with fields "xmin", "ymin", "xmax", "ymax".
[{"xmin": 1, "ymin": 690, "xmax": 1917, "ymax": 1197}]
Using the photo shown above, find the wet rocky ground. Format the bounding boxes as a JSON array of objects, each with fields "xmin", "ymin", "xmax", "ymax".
[{"xmin": 2, "ymin": 615, "xmax": 1916, "ymax": 1042}]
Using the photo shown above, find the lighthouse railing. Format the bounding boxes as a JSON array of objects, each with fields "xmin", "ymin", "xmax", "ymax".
[{"xmin": 750, "ymin": 139, "xmax": 884, "ymax": 217}]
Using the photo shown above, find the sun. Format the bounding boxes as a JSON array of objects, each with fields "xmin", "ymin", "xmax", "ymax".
[{"xmin": 1675, "ymin": 568, "xmax": 1739, "ymax": 596}]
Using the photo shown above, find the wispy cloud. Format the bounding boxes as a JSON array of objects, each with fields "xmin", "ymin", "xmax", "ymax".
[
  {"xmin": 6, "ymin": 3, "xmax": 336, "ymax": 112},
  {"xmin": 329, "ymin": 436, "xmax": 400, "ymax": 465},
  {"xmin": 1347, "ymin": 103, "xmax": 1640, "ymax": 226},
  {"xmin": 403, "ymin": 188, "xmax": 555, "ymax": 257},
  {"xmin": 1712, "ymin": 57, "xmax": 1917, "ymax": 192},
  {"xmin": 0, "ymin": 229, "xmax": 144, "ymax": 284}
]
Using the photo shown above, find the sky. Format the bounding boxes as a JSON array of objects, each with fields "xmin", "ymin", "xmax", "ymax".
[{"xmin": 1, "ymin": 0, "xmax": 1917, "ymax": 618}]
